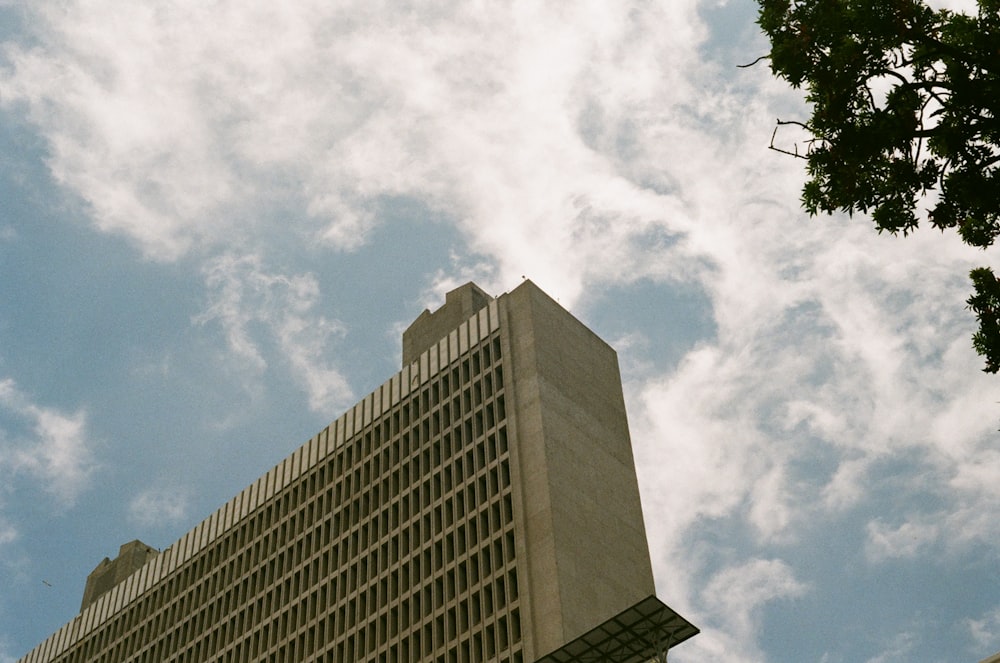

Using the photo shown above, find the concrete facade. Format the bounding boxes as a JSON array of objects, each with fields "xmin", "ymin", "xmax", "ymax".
[
  {"xmin": 19, "ymin": 280, "xmax": 671, "ymax": 663},
  {"xmin": 80, "ymin": 541, "xmax": 159, "ymax": 612},
  {"xmin": 500, "ymin": 282, "xmax": 654, "ymax": 657},
  {"xmin": 403, "ymin": 282, "xmax": 492, "ymax": 365}
]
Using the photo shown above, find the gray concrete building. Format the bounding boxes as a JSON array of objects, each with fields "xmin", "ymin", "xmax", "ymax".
[{"xmin": 19, "ymin": 280, "xmax": 697, "ymax": 662}]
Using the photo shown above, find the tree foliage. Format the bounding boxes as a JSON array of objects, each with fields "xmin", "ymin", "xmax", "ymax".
[{"xmin": 756, "ymin": 0, "xmax": 1000, "ymax": 371}]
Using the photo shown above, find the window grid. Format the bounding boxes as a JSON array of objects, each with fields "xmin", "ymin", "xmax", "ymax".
[{"xmin": 54, "ymin": 332, "xmax": 522, "ymax": 663}]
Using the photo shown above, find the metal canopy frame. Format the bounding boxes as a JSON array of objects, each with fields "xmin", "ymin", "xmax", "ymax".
[{"xmin": 533, "ymin": 595, "xmax": 699, "ymax": 663}]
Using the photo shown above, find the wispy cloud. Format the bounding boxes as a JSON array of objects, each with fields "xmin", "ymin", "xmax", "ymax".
[
  {"xmin": 0, "ymin": 378, "xmax": 95, "ymax": 506},
  {"xmin": 864, "ymin": 630, "xmax": 918, "ymax": 663},
  {"xmin": 967, "ymin": 605, "xmax": 1000, "ymax": 652},
  {"xmin": 196, "ymin": 254, "xmax": 353, "ymax": 413},
  {"xmin": 0, "ymin": 0, "xmax": 704, "ymax": 298},
  {"xmin": 128, "ymin": 486, "xmax": 190, "ymax": 529},
  {"xmin": 696, "ymin": 558, "xmax": 809, "ymax": 662},
  {"xmin": 0, "ymin": 515, "xmax": 16, "ymax": 548},
  {"xmin": 0, "ymin": 370, "xmax": 93, "ymax": 650},
  {"xmin": 0, "ymin": 637, "xmax": 16, "ymax": 663},
  {"xmin": 865, "ymin": 518, "xmax": 942, "ymax": 562}
]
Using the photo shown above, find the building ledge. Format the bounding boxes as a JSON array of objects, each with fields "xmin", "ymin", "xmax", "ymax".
[{"xmin": 534, "ymin": 595, "xmax": 699, "ymax": 663}]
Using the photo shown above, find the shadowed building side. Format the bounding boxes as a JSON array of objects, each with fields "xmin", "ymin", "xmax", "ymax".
[
  {"xmin": 403, "ymin": 282, "xmax": 493, "ymax": 365},
  {"xmin": 80, "ymin": 540, "xmax": 158, "ymax": 612}
]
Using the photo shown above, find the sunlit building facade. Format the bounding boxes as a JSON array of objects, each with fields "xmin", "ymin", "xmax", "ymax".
[{"xmin": 20, "ymin": 280, "xmax": 697, "ymax": 663}]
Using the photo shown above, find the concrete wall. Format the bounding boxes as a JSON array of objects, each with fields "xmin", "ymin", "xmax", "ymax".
[
  {"xmin": 402, "ymin": 282, "xmax": 492, "ymax": 365},
  {"xmin": 80, "ymin": 540, "xmax": 158, "ymax": 611},
  {"xmin": 500, "ymin": 280, "xmax": 655, "ymax": 659}
]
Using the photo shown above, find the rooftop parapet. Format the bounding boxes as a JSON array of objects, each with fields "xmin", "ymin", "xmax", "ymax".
[
  {"xmin": 80, "ymin": 540, "xmax": 158, "ymax": 611},
  {"xmin": 402, "ymin": 282, "xmax": 492, "ymax": 365}
]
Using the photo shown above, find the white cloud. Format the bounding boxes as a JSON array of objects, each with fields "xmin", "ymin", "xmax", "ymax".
[
  {"xmin": 702, "ymin": 557, "xmax": 809, "ymax": 621},
  {"xmin": 0, "ymin": 380, "xmax": 93, "ymax": 660},
  {"xmin": 0, "ymin": 378, "xmax": 95, "ymax": 505},
  {"xmin": 0, "ymin": 516, "xmax": 16, "ymax": 548},
  {"xmin": 0, "ymin": 638, "xmax": 15, "ymax": 663},
  {"xmin": 196, "ymin": 254, "xmax": 353, "ymax": 413},
  {"xmin": 693, "ymin": 558, "xmax": 809, "ymax": 662},
  {"xmin": 0, "ymin": 375, "xmax": 93, "ymax": 645},
  {"xmin": 864, "ymin": 442, "xmax": 1000, "ymax": 562},
  {"xmin": 128, "ymin": 487, "xmax": 189, "ymax": 529},
  {"xmin": 865, "ymin": 518, "xmax": 942, "ymax": 562},
  {"xmin": 0, "ymin": 0, "xmax": 707, "ymax": 300},
  {"xmin": 867, "ymin": 507, "xmax": 998, "ymax": 564},
  {"xmin": 924, "ymin": 0, "xmax": 979, "ymax": 11},
  {"xmin": 422, "ymin": 258, "xmax": 500, "ymax": 311},
  {"xmin": 967, "ymin": 605, "xmax": 1000, "ymax": 652},
  {"xmin": 864, "ymin": 631, "xmax": 918, "ymax": 663}
]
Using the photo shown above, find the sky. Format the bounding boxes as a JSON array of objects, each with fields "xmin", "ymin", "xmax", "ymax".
[{"xmin": 0, "ymin": 1, "xmax": 998, "ymax": 661}]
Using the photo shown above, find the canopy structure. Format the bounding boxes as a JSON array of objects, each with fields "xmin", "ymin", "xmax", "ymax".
[{"xmin": 533, "ymin": 595, "xmax": 699, "ymax": 663}]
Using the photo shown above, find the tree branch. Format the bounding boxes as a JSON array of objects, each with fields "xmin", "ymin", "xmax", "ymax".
[
  {"xmin": 738, "ymin": 55, "xmax": 771, "ymax": 68},
  {"xmin": 776, "ymin": 118, "xmax": 812, "ymax": 131},
  {"xmin": 769, "ymin": 123, "xmax": 810, "ymax": 159}
]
